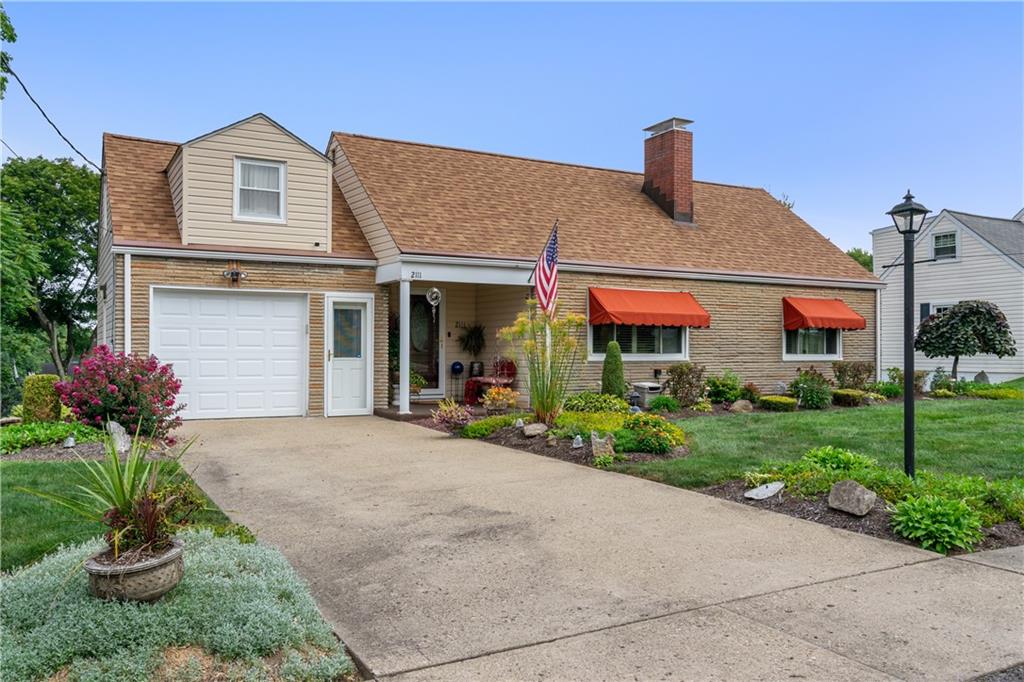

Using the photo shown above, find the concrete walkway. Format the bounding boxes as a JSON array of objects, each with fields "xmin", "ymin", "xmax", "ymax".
[{"xmin": 182, "ymin": 417, "xmax": 1024, "ymax": 681}]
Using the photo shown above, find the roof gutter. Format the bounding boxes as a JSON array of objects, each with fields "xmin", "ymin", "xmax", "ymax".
[{"xmin": 111, "ymin": 244, "xmax": 377, "ymax": 268}]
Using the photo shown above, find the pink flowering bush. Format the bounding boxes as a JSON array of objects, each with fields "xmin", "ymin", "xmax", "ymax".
[{"xmin": 56, "ymin": 345, "xmax": 184, "ymax": 440}]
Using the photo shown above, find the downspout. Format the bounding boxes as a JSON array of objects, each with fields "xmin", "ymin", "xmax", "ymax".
[{"xmin": 875, "ymin": 288, "xmax": 881, "ymax": 382}]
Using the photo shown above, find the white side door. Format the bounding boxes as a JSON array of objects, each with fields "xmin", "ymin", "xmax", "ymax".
[{"xmin": 327, "ymin": 296, "xmax": 373, "ymax": 415}]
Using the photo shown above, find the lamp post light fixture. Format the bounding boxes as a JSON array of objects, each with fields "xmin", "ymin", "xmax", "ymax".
[{"xmin": 887, "ymin": 190, "xmax": 931, "ymax": 477}]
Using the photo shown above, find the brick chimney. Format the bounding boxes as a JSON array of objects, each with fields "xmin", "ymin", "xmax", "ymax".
[{"xmin": 642, "ymin": 118, "xmax": 694, "ymax": 223}]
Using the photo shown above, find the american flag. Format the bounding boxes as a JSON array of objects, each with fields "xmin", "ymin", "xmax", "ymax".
[{"xmin": 534, "ymin": 221, "xmax": 559, "ymax": 316}]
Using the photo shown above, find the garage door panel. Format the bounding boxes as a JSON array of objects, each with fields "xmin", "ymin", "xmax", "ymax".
[{"xmin": 151, "ymin": 289, "xmax": 306, "ymax": 420}]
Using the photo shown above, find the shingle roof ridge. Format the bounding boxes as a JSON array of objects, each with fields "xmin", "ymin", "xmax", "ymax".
[
  {"xmin": 947, "ymin": 209, "xmax": 1023, "ymax": 226},
  {"xmin": 104, "ymin": 132, "xmax": 181, "ymax": 147},
  {"xmin": 332, "ymin": 131, "xmax": 764, "ymax": 192}
]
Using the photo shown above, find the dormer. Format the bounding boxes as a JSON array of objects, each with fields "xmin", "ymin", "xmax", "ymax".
[{"xmin": 167, "ymin": 113, "xmax": 331, "ymax": 252}]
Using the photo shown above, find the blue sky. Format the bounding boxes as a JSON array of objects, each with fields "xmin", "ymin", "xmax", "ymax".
[{"xmin": 3, "ymin": 2, "xmax": 1021, "ymax": 251}]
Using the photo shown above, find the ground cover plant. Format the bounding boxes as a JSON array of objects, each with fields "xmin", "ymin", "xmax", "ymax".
[
  {"xmin": 616, "ymin": 398, "xmax": 1023, "ymax": 488},
  {"xmin": 1, "ymin": 460, "xmax": 230, "ymax": 571},
  {"xmin": 1, "ymin": 529, "xmax": 354, "ymax": 681},
  {"xmin": 461, "ymin": 412, "xmax": 532, "ymax": 439},
  {"xmin": 1, "ymin": 421, "xmax": 103, "ymax": 455},
  {"xmin": 612, "ymin": 412, "xmax": 685, "ymax": 455},
  {"xmin": 563, "ymin": 391, "xmax": 630, "ymax": 413},
  {"xmin": 647, "ymin": 395, "xmax": 681, "ymax": 413}
]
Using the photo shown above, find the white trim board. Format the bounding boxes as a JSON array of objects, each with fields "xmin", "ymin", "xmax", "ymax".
[
  {"xmin": 112, "ymin": 245, "xmax": 376, "ymax": 268},
  {"xmin": 323, "ymin": 291, "xmax": 375, "ymax": 417}
]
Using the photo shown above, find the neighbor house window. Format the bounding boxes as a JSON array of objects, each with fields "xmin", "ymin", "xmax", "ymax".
[
  {"xmin": 235, "ymin": 158, "xmax": 285, "ymax": 221},
  {"xmin": 590, "ymin": 324, "xmax": 686, "ymax": 359},
  {"xmin": 932, "ymin": 232, "xmax": 957, "ymax": 260},
  {"xmin": 784, "ymin": 328, "xmax": 840, "ymax": 359}
]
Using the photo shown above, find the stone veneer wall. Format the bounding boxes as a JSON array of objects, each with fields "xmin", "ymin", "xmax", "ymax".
[{"xmin": 113, "ymin": 254, "xmax": 388, "ymax": 415}]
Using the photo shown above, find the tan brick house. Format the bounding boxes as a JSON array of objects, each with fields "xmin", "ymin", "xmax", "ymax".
[{"xmin": 98, "ymin": 114, "xmax": 880, "ymax": 419}]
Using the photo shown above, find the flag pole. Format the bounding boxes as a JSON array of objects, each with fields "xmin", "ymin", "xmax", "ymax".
[{"xmin": 527, "ymin": 218, "xmax": 559, "ymax": 286}]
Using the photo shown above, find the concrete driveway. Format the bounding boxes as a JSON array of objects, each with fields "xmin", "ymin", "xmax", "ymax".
[{"xmin": 183, "ymin": 417, "xmax": 1024, "ymax": 681}]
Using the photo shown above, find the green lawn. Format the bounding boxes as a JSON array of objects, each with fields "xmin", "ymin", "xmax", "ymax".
[
  {"xmin": 618, "ymin": 399, "xmax": 1024, "ymax": 488},
  {"xmin": 1, "ymin": 461, "xmax": 230, "ymax": 572},
  {"xmin": 1001, "ymin": 376, "xmax": 1024, "ymax": 390}
]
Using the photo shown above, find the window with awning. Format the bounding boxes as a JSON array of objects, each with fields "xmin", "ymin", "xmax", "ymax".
[
  {"xmin": 782, "ymin": 297, "xmax": 864, "ymax": 360},
  {"xmin": 588, "ymin": 288, "xmax": 710, "ymax": 359}
]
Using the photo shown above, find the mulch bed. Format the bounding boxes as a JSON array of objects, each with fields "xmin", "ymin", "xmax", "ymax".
[
  {"xmin": 482, "ymin": 426, "xmax": 684, "ymax": 466},
  {"xmin": 1, "ymin": 441, "xmax": 174, "ymax": 462},
  {"xmin": 700, "ymin": 479, "xmax": 1024, "ymax": 554}
]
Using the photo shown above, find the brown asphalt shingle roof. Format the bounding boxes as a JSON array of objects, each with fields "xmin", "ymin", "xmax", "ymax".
[
  {"xmin": 333, "ymin": 133, "xmax": 876, "ymax": 282},
  {"xmin": 102, "ymin": 133, "xmax": 374, "ymax": 259}
]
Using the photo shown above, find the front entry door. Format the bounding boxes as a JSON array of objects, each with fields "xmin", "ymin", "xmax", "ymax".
[
  {"xmin": 410, "ymin": 292, "xmax": 444, "ymax": 396},
  {"xmin": 328, "ymin": 299, "xmax": 370, "ymax": 415}
]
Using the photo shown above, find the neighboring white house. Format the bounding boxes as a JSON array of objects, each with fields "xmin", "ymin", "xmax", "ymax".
[{"xmin": 872, "ymin": 208, "xmax": 1024, "ymax": 383}]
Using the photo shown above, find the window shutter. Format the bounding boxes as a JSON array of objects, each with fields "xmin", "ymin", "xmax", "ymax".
[{"xmin": 920, "ymin": 303, "xmax": 930, "ymax": 321}]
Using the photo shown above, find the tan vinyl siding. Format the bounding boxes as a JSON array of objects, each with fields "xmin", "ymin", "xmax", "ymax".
[
  {"xmin": 183, "ymin": 116, "xmax": 330, "ymax": 252},
  {"xmin": 330, "ymin": 140, "xmax": 400, "ymax": 262},
  {"xmin": 97, "ymin": 178, "xmax": 117, "ymax": 347},
  {"xmin": 120, "ymin": 256, "xmax": 386, "ymax": 414},
  {"xmin": 167, "ymin": 149, "xmax": 185, "ymax": 233},
  {"xmin": 874, "ymin": 215, "xmax": 1024, "ymax": 380}
]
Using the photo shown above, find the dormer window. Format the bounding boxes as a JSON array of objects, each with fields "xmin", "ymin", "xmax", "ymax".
[
  {"xmin": 235, "ymin": 158, "xmax": 286, "ymax": 222},
  {"xmin": 932, "ymin": 232, "xmax": 957, "ymax": 260}
]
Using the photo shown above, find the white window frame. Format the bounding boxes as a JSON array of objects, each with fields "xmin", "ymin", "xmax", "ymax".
[
  {"xmin": 781, "ymin": 327, "xmax": 843, "ymax": 362},
  {"xmin": 587, "ymin": 323, "xmax": 689, "ymax": 362},
  {"xmin": 930, "ymin": 230, "xmax": 959, "ymax": 262},
  {"xmin": 931, "ymin": 301, "xmax": 956, "ymax": 316},
  {"xmin": 234, "ymin": 157, "xmax": 287, "ymax": 224}
]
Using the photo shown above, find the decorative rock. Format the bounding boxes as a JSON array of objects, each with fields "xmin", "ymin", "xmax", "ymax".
[
  {"xmin": 571, "ymin": 435, "xmax": 584, "ymax": 449},
  {"xmin": 0, "ymin": 416, "xmax": 22, "ymax": 426},
  {"xmin": 106, "ymin": 421, "xmax": 131, "ymax": 453},
  {"xmin": 546, "ymin": 434, "xmax": 558, "ymax": 447},
  {"xmin": 744, "ymin": 481, "xmax": 785, "ymax": 500},
  {"xmin": 591, "ymin": 431, "xmax": 615, "ymax": 458},
  {"xmin": 62, "ymin": 435, "xmax": 76, "ymax": 448},
  {"xmin": 828, "ymin": 479, "xmax": 877, "ymax": 517},
  {"xmin": 523, "ymin": 422, "xmax": 548, "ymax": 438},
  {"xmin": 514, "ymin": 418, "xmax": 525, "ymax": 428},
  {"xmin": 974, "ymin": 371, "xmax": 990, "ymax": 385},
  {"xmin": 629, "ymin": 405, "xmax": 642, "ymax": 413},
  {"xmin": 729, "ymin": 399, "xmax": 753, "ymax": 414}
]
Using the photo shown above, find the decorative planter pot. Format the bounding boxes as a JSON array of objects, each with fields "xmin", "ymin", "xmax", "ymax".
[
  {"xmin": 484, "ymin": 405, "xmax": 510, "ymax": 416},
  {"xmin": 84, "ymin": 538, "xmax": 184, "ymax": 602}
]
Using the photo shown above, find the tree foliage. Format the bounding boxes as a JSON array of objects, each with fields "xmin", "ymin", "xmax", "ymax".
[
  {"xmin": 915, "ymin": 300, "xmax": 1017, "ymax": 379},
  {"xmin": 0, "ymin": 3, "xmax": 16, "ymax": 98},
  {"xmin": 1, "ymin": 157, "xmax": 100, "ymax": 377},
  {"xmin": 846, "ymin": 247, "xmax": 872, "ymax": 272}
]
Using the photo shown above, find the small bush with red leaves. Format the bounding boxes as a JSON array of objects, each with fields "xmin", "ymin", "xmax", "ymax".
[{"xmin": 56, "ymin": 345, "xmax": 184, "ymax": 440}]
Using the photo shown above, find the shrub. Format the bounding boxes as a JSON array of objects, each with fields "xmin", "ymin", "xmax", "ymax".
[
  {"xmin": 482, "ymin": 386, "xmax": 519, "ymax": 410},
  {"xmin": 885, "ymin": 367, "xmax": 928, "ymax": 394},
  {"xmin": 461, "ymin": 412, "xmax": 532, "ymax": 439},
  {"xmin": 869, "ymin": 381, "xmax": 903, "ymax": 399},
  {"xmin": 746, "ymin": 448, "xmax": 908, "ymax": 500},
  {"xmin": 890, "ymin": 495, "xmax": 983, "ymax": 554},
  {"xmin": 788, "ymin": 367, "xmax": 832, "ymax": 409},
  {"xmin": 739, "ymin": 382, "xmax": 761, "ymax": 402},
  {"xmin": 593, "ymin": 454, "xmax": 614, "ymax": 469},
  {"xmin": 831, "ymin": 361, "xmax": 875, "ymax": 390},
  {"xmin": 802, "ymin": 445, "xmax": 877, "ymax": 472},
  {"xmin": 431, "ymin": 398, "xmax": 472, "ymax": 432},
  {"xmin": 691, "ymin": 398, "xmax": 712, "ymax": 413},
  {"xmin": 864, "ymin": 391, "xmax": 888, "ymax": 403},
  {"xmin": 0, "ymin": 421, "xmax": 104, "ymax": 455},
  {"xmin": 930, "ymin": 366, "xmax": 953, "ymax": 392},
  {"xmin": 601, "ymin": 340, "xmax": 627, "ymax": 398},
  {"xmin": 663, "ymin": 362, "xmax": 705, "ymax": 407},
  {"xmin": 968, "ymin": 387, "xmax": 1024, "ymax": 400},
  {"xmin": 563, "ymin": 391, "xmax": 630, "ymax": 413},
  {"xmin": 22, "ymin": 374, "xmax": 61, "ymax": 423},
  {"xmin": 552, "ymin": 411, "xmax": 626, "ymax": 439},
  {"xmin": 705, "ymin": 370, "xmax": 742, "ymax": 404},
  {"xmin": 614, "ymin": 413, "xmax": 685, "ymax": 454},
  {"xmin": 56, "ymin": 346, "xmax": 184, "ymax": 440},
  {"xmin": 931, "ymin": 388, "xmax": 956, "ymax": 399},
  {"xmin": 647, "ymin": 395, "xmax": 681, "ymax": 413},
  {"xmin": 832, "ymin": 388, "xmax": 866, "ymax": 407},
  {"xmin": 758, "ymin": 395, "xmax": 797, "ymax": 412}
]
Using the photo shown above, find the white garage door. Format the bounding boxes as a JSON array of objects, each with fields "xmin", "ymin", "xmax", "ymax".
[{"xmin": 151, "ymin": 288, "xmax": 306, "ymax": 419}]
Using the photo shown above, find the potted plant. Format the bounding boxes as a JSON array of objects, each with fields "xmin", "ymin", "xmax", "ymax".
[
  {"xmin": 481, "ymin": 386, "xmax": 519, "ymax": 415},
  {"xmin": 21, "ymin": 430, "xmax": 201, "ymax": 602},
  {"xmin": 409, "ymin": 370, "xmax": 427, "ymax": 396}
]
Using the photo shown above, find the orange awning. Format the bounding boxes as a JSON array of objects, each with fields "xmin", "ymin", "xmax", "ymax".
[
  {"xmin": 589, "ymin": 288, "xmax": 711, "ymax": 327},
  {"xmin": 783, "ymin": 297, "xmax": 866, "ymax": 330}
]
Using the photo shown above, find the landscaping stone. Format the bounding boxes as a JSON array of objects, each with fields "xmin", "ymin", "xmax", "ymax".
[
  {"xmin": 571, "ymin": 435, "xmax": 584, "ymax": 449},
  {"xmin": 591, "ymin": 431, "xmax": 615, "ymax": 458},
  {"xmin": 523, "ymin": 422, "xmax": 548, "ymax": 438},
  {"xmin": 828, "ymin": 479, "xmax": 877, "ymax": 516},
  {"xmin": 514, "ymin": 418, "xmax": 525, "ymax": 428},
  {"xmin": 62, "ymin": 436, "xmax": 76, "ymax": 448},
  {"xmin": 0, "ymin": 416, "xmax": 21, "ymax": 426},
  {"xmin": 729, "ymin": 399, "xmax": 753, "ymax": 413},
  {"xmin": 107, "ymin": 421, "xmax": 131, "ymax": 453},
  {"xmin": 974, "ymin": 370, "xmax": 990, "ymax": 384},
  {"xmin": 744, "ymin": 481, "xmax": 784, "ymax": 500},
  {"xmin": 546, "ymin": 435, "xmax": 558, "ymax": 447}
]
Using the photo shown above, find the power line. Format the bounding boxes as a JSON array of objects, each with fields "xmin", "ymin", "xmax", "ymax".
[
  {"xmin": 1, "ymin": 138, "xmax": 22, "ymax": 159},
  {"xmin": 6, "ymin": 66, "xmax": 102, "ymax": 173}
]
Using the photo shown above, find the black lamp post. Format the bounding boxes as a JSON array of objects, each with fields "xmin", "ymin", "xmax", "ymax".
[{"xmin": 887, "ymin": 190, "xmax": 931, "ymax": 477}]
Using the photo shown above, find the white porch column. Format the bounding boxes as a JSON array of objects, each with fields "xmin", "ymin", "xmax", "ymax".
[{"xmin": 399, "ymin": 278, "xmax": 411, "ymax": 414}]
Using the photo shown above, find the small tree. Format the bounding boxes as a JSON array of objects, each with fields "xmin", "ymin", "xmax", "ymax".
[
  {"xmin": 915, "ymin": 300, "xmax": 1016, "ymax": 380},
  {"xmin": 499, "ymin": 301, "xmax": 585, "ymax": 425},
  {"xmin": 601, "ymin": 341, "xmax": 627, "ymax": 398}
]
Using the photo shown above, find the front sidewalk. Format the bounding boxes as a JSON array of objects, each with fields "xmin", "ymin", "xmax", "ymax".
[{"xmin": 182, "ymin": 417, "xmax": 1023, "ymax": 680}]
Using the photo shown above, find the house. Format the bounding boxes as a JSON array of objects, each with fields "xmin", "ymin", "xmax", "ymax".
[
  {"xmin": 97, "ymin": 114, "xmax": 880, "ymax": 419},
  {"xmin": 872, "ymin": 208, "xmax": 1024, "ymax": 383}
]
